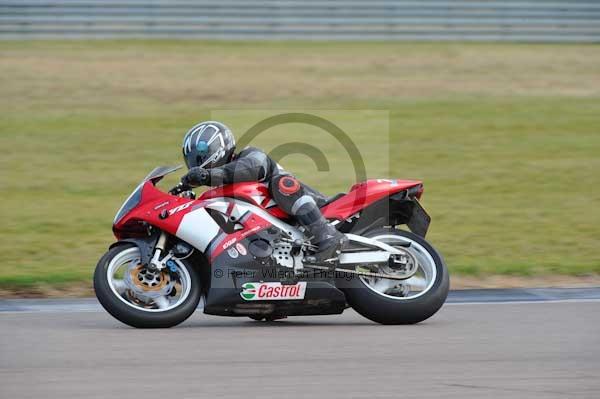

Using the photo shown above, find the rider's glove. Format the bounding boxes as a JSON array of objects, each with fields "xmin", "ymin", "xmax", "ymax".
[{"xmin": 181, "ymin": 167, "xmax": 210, "ymax": 187}]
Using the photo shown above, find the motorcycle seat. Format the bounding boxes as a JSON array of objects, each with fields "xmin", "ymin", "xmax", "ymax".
[{"xmin": 319, "ymin": 192, "xmax": 346, "ymax": 208}]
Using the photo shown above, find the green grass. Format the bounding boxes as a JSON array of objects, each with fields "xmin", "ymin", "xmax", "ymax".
[{"xmin": 1, "ymin": 40, "xmax": 599, "ymax": 289}]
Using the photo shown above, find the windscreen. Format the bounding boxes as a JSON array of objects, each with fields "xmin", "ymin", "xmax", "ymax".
[{"xmin": 143, "ymin": 165, "xmax": 183, "ymax": 185}]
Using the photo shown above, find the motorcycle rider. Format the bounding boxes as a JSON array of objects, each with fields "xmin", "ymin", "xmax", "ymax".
[{"xmin": 178, "ymin": 121, "xmax": 347, "ymax": 265}]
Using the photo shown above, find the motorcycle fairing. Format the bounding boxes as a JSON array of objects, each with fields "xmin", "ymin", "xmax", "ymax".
[
  {"xmin": 199, "ymin": 182, "xmax": 287, "ymax": 219},
  {"xmin": 114, "ymin": 182, "xmax": 303, "ymax": 258},
  {"xmin": 321, "ymin": 179, "xmax": 423, "ymax": 220},
  {"xmin": 113, "ymin": 182, "xmax": 196, "ymax": 239},
  {"xmin": 204, "ymin": 279, "xmax": 347, "ymax": 317},
  {"xmin": 114, "ymin": 177, "xmax": 425, "ymax": 257},
  {"xmin": 166, "ymin": 209, "xmax": 346, "ymax": 317},
  {"xmin": 203, "ymin": 234, "xmax": 347, "ymax": 317},
  {"xmin": 199, "ymin": 198, "xmax": 304, "ymax": 260}
]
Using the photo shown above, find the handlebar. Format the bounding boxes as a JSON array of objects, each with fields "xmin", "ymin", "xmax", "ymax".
[{"xmin": 169, "ymin": 182, "xmax": 192, "ymax": 195}]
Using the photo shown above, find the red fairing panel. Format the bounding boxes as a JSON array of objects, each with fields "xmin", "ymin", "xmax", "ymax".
[
  {"xmin": 199, "ymin": 182, "xmax": 288, "ymax": 218},
  {"xmin": 113, "ymin": 179, "xmax": 422, "ymax": 254},
  {"xmin": 113, "ymin": 183, "xmax": 198, "ymax": 238},
  {"xmin": 199, "ymin": 179, "xmax": 423, "ymax": 221},
  {"xmin": 321, "ymin": 179, "xmax": 422, "ymax": 221},
  {"xmin": 114, "ymin": 182, "xmax": 276, "ymax": 260}
]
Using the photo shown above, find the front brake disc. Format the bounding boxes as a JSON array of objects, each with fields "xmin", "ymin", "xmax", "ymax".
[{"xmin": 124, "ymin": 264, "xmax": 175, "ymax": 299}]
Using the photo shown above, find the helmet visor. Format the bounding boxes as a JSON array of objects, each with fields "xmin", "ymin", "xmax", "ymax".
[{"xmin": 183, "ymin": 131, "xmax": 226, "ymax": 169}]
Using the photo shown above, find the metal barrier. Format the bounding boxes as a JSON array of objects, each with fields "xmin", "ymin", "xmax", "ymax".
[{"xmin": 1, "ymin": 0, "xmax": 599, "ymax": 42}]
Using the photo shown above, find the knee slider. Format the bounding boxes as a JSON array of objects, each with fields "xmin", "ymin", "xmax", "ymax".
[{"xmin": 277, "ymin": 176, "xmax": 301, "ymax": 195}]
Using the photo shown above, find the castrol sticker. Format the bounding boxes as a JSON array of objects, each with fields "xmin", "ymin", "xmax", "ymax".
[{"xmin": 240, "ymin": 282, "xmax": 307, "ymax": 301}]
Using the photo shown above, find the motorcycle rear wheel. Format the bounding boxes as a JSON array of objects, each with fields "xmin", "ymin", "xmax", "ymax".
[
  {"xmin": 340, "ymin": 228, "xmax": 449, "ymax": 325},
  {"xmin": 94, "ymin": 244, "xmax": 201, "ymax": 328}
]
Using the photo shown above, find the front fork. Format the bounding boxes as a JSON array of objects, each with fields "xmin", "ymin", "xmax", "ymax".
[{"xmin": 148, "ymin": 232, "xmax": 177, "ymax": 272}]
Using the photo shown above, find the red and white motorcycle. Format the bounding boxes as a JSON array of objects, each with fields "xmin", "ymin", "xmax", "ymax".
[{"xmin": 94, "ymin": 166, "xmax": 449, "ymax": 327}]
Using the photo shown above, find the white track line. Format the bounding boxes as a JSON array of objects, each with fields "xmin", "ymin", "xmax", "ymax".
[
  {"xmin": 1, "ymin": 299, "xmax": 599, "ymax": 314},
  {"xmin": 446, "ymin": 298, "xmax": 600, "ymax": 306}
]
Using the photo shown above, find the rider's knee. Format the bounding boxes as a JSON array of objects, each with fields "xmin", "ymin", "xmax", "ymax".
[{"xmin": 274, "ymin": 175, "xmax": 301, "ymax": 196}]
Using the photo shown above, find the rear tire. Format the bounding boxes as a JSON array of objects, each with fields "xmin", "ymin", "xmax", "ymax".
[
  {"xmin": 94, "ymin": 244, "xmax": 201, "ymax": 328},
  {"xmin": 341, "ymin": 228, "xmax": 449, "ymax": 325}
]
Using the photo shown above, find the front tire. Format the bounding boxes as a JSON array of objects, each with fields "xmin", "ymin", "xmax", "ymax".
[
  {"xmin": 341, "ymin": 228, "xmax": 449, "ymax": 325},
  {"xmin": 94, "ymin": 244, "xmax": 201, "ymax": 328}
]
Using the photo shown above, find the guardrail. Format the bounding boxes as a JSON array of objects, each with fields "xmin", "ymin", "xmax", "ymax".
[{"xmin": 1, "ymin": 0, "xmax": 599, "ymax": 42}]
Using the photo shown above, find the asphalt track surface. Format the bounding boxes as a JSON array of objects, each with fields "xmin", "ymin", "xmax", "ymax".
[{"xmin": 1, "ymin": 289, "xmax": 599, "ymax": 399}]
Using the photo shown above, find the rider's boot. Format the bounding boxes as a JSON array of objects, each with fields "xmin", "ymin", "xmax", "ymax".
[{"xmin": 297, "ymin": 206, "xmax": 347, "ymax": 268}]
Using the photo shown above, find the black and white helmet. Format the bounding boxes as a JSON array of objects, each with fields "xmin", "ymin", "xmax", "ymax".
[{"xmin": 182, "ymin": 121, "xmax": 236, "ymax": 169}]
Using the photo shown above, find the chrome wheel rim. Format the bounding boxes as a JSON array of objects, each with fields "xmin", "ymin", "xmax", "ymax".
[
  {"xmin": 107, "ymin": 247, "xmax": 192, "ymax": 312},
  {"xmin": 358, "ymin": 234, "xmax": 437, "ymax": 301}
]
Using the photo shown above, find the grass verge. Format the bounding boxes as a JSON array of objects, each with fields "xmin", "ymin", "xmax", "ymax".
[{"xmin": 1, "ymin": 40, "xmax": 599, "ymax": 291}]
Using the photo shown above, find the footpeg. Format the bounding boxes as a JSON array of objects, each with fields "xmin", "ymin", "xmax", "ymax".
[
  {"xmin": 302, "ymin": 255, "xmax": 338, "ymax": 270},
  {"xmin": 302, "ymin": 255, "xmax": 317, "ymax": 264}
]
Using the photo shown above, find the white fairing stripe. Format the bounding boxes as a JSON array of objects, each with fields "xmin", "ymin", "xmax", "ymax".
[
  {"xmin": 176, "ymin": 208, "xmax": 221, "ymax": 252},
  {"xmin": 204, "ymin": 198, "xmax": 304, "ymax": 241}
]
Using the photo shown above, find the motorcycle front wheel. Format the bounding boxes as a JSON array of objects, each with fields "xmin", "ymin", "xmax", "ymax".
[
  {"xmin": 340, "ymin": 228, "xmax": 449, "ymax": 325},
  {"xmin": 94, "ymin": 244, "xmax": 201, "ymax": 328}
]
